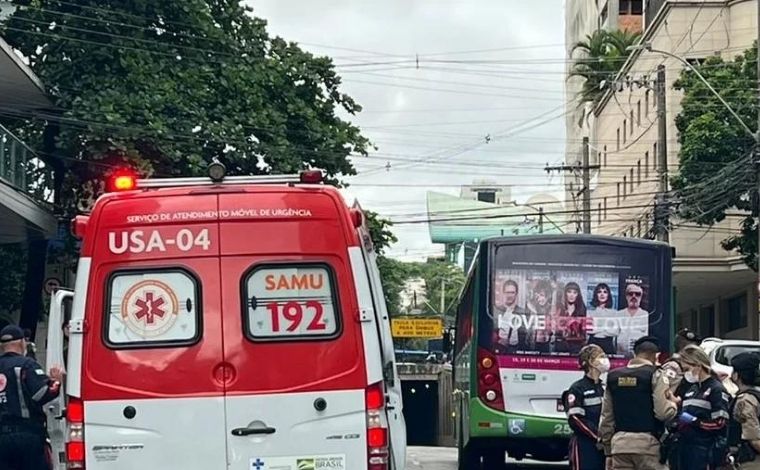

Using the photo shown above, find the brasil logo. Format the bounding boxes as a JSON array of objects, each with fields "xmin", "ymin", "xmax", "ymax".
[{"xmin": 296, "ymin": 459, "xmax": 315, "ymax": 470}]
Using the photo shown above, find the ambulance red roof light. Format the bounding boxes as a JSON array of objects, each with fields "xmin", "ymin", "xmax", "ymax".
[
  {"xmin": 107, "ymin": 169, "xmax": 138, "ymax": 192},
  {"xmin": 299, "ymin": 169, "xmax": 324, "ymax": 184}
]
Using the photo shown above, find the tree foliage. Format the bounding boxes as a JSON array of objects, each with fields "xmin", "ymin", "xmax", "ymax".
[
  {"xmin": 569, "ymin": 29, "xmax": 641, "ymax": 114},
  {"xmin": 671, "ymin": 44, "xmax": 759, "ymax": 269},
  {"xmin": 0, "ymin": 244, "xmax": 27, "ymax": 322},
  {"xmin": 2, "ymin": 0, "xmax": 369, "ymax": 214}
]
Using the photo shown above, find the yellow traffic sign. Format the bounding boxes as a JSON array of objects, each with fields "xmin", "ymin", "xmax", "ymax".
[{"xmin": 391, "ymin": 317, "xmax": 443, "ymax": 338}]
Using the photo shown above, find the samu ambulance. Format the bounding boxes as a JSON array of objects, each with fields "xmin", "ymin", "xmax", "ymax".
[{"xmin": 44, "ymin": 164, "xmax": 406, "ymax": 470}]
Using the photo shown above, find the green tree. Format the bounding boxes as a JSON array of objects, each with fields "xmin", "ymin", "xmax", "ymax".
[
  {"xmin": 569, "ymin": 29, "xmax": 641, "ymax": 121},
  {"xmin": 671, "ymin": 44, "xmax": 758, "ymax": 269},
  {"xmin": 364, "ymin": 210, "xmax": 408, "ymax": 313},
  {"xmin": 2, "ymin": 0, "xmax": 369, "ymax": 214},
  {"xmin": 0, "ymin": 244, "xmax": 28, "ymax": 323}
]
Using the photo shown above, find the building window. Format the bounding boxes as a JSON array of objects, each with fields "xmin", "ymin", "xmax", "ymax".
[
  {"xmin": 630, "ymin": 110, "xmax": 634, "ymax": 134},
  {"xmin": 623, "ymin": 176, "xmax": 627, "ymax": 198},
  {"xmin": 598, "ymin": 203, "xmax": 602, "ymax": 224},
  {"xmin": 637, "ymin": 220, "xmax": 641, "ymax": 237},
  {"xmin": 604, "ymin": 197, "xmax": 608, "ymax": 219},
  {"xmin": 637, "ymin": 160, "xmax": 641, "ymax": 185},
  {"xmin": 604, "ymin": 145, "xmax": 608, "ymax": 166},
  {"xmin": 653, "ymin": 142, "xmax": 657, "ymax": 171},
  {"xmin": 645, "ymin": 151, "xmax": 649, "ymax": 177},
  {"xmin": 645, "ymin": 91, "xmax": 649, "ymax": 115},
  {"xmin": 637, "ymin": 101, "xmax": 641, "ymax": 126},
  {"xmin": 617, "ymin": 129, "xmax": 620, "ymax": 150},
  {"xmin": 617, "ymin": 183, "xmax": 621, "ymax": 205},
  {"xmin": 477, "ymin": 191, "xmax": 496, "ymax": 203},
  {"xmin": 629, "ymin": 168, "xmax": 634, "ymax": 192},
  {"xmin": 620, "ymin": 0, "xmax": 643, "ymax": 15},
  {"xmin": 623, "ymin": 121, "xmax": 627, "ymax": 143},
  {"xmin": 727, "ymin": 294, "xmax": 748, "ymax": 332}
]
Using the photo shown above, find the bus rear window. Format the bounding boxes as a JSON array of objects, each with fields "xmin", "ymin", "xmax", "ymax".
[
  {"xmin": 106, "ymin": 269, "xmax": 201, "ymax": 347},
  {"xmin": 243, "ymin": 264, "xmax": 341, "ymax": 341}
]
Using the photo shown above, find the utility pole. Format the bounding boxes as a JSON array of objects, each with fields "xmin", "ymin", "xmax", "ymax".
[
  {"xmin": 440, "ymin": 278, "xmax": 446, "ymax": 314},
  {"xmin": 538, "ymin": 207, "xmax": 544, "ymax": 234},
  {"xmin": 546, "ymin": 141, "xmax": 599, "ymax": 234},
  {"xmin": 582, "ymin": 137, "xmax": 592, "ymax": 234},
  {"xmin": 656, "ymin": 64, "xmax": 670, "ymax": 243}
]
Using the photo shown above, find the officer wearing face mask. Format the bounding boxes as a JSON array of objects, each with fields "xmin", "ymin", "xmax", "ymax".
[
  {"xmin": 562, "ymin": 344, "xmax": 607, "ymax": 470},
  {"xmin": 660, "ymin": 328, "xmax": 701, "ymax": 395},
  {"xmin": 728, "ymin": 352, "xmax": 760, "ymax": 469},
  {"xmin": 673, "ymin": 345, "xmax": 730, "ymax": 469}
]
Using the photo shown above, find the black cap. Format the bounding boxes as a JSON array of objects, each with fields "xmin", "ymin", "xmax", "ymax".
[
  {"xmin": 0, "ymin": 325, "xmax": 25, "ymax": 343},
  {"xmin": 731, "ymin": 352, "xmax": 760, "ymax": 372},
  {"xmin": 677, "ymin": 328, "xmax": 701, "ymax": 343},
  {"xmin": 634, "ymin": 335, "xmax": 660, "ymax": 351}
]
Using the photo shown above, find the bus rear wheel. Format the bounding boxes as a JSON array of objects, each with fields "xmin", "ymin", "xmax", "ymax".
[{"xmin": 457, "ymin": 443, "xmax": 479, "ymax": 470}]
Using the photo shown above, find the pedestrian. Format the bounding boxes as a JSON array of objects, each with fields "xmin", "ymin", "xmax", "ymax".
[
  {"xmin": 599, "ymin": 335, "xmax": 678, "ymax": 470},
  {"xmin": 24, "ymin": 328, "xmax": 37, "ymax": 361},
  {"xmin": 672, "ymin": 344, "xmax": 730, "ymax": 470},
  {"xmin": 0, "ymin": 325, "xmax": 62, "ymax": 470},
  {"xmin": 728, "ymin": 351, "xmax": 760, "ymax": 469},
  {"xmin": 562, "ymin": 344, "xmax": 607, "ymax": 470}
]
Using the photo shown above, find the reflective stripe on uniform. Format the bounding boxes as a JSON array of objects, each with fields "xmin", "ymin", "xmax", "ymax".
[
  {"xmin": 14, "ymin": 367, "xmax": 29, "ymax": 419},
  {"xmin": 31, "ymin": 385, "xmax": 48, "ymax": 402},
  {"xmin": 683, "ymin": 398, "xmax": 711, "ymax": 409},
  {"xmin": 711, "ymin": 410, "xmax": 730, "ymax": 420},
  {"xmin": 585, "ymin": 397, "xmax": 602, "ymax": 406},
  {"xmin": 568, "ymin": 407, "xmax": 586, "ymax": 416}
]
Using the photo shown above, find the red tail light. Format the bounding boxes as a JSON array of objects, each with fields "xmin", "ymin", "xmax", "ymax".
[
  {"xmin": 478, "ymin": 348, "xmax": 505, "ymax": 411},
  {"xmin": 366, "ymin": 382, "xmax": 389, "ymax": 470},
  {"xmin": 66, "ymin": 397, "xmax": 85, "ymax": 469}
]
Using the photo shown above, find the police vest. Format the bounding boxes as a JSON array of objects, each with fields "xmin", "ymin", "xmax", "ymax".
[{"xmin": 607, "ymin": 364, "xmax": 659, "ymax": 434}]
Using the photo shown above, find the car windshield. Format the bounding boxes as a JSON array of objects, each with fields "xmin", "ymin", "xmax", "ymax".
[{"xmin": 715, "ymin": 345, "xmax": 760, "ymax": 366}]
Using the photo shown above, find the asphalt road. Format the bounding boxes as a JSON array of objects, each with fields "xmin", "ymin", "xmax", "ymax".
[{"xmin": 405, "ymin": 447, "xmax": 569, "ymax": 470}]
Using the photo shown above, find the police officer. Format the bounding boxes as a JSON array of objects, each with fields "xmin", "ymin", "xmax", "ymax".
[
  {"xmin": 562, "ymin": 344, "xmax": 607, "ymax": 470},
  {"xmin": 598, "ymin": 336, "xmax": 678, "ymax": 470},
  {"xmin": 728, "ymin": 352, "xmax": 760, "ymax": 469},
  {"xmin": 660, "ymin": 328, "xmax": 701, "ymax": 395},
  {"xmin": 673, "ymin": 345, "xmax": 730, "ymax": 470},
  {"xmin": 0, "ymin": 325, "xmax": 62, "ymax": 470}
]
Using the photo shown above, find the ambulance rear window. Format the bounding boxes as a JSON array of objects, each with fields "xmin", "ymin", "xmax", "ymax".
[
  {"xmin": 243, "ymin": 264, "xmax": 341, "ymax": 341},
  {"xmin": 105, "ymin": 269, "xmax": 201, "ymax": 348}
]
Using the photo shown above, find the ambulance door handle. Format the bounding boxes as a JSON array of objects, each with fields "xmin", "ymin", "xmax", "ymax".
[{"xmin": 231, "ymin": 426, "xmax": 276, "ymax": 436}]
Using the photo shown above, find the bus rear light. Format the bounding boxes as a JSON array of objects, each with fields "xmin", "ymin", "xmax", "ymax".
[
  {"xmin": 66, "ymin": 397, "xmax": 85, "ymax": 469},
  {"xmin": 477, "ymin": 348, "xmax": 505, "ymax": 411},
  {"xmin": 366, "ymin": 382, "xmax": 389, "ymax": 470}
]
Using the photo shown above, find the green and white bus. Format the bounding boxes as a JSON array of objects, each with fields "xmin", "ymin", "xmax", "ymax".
[{"xmin": 452, "ymin": 235, "xmax": 673, "ymax": 468}]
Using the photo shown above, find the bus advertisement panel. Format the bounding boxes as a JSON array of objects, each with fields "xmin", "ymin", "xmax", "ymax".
[{"xmin": 491, "ymin": 241, "xmax": 669, "ymax": 367}]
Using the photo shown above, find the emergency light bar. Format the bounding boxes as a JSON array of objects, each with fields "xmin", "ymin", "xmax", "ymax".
[{"xmin": 109, "ymin": 170, "xmax": 324, "ymax": 191}]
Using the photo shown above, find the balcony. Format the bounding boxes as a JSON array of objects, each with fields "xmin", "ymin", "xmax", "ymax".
[{"xmin": 0, "ymin": 124, "xmax": 53, "ymax": 201}]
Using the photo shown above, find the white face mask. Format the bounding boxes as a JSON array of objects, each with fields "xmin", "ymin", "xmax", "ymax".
[
  {"xmin": 595, "ymin": 357, "xmax": 611, "ymax": 373},
  {"xmin": 684, "ymin": 370, "xmax": 699, "ymax": 383}
]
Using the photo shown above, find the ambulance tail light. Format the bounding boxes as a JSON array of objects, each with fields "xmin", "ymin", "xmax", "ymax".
[
  {"xmin": 477, "ymin": 348, "xmax": 505, "ymax": 411},
  {"xmin": 66, "ymin": 397, "xmax": 85, "ymax": 469},
  {"xmin": 366, "ymin": 381, "xmax": 389, "ymax": 470}
]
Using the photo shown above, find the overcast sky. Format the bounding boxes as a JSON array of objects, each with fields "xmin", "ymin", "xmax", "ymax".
[{"xmin": 248, "ymin": 0, "xmax": 567, "ymax": 260}]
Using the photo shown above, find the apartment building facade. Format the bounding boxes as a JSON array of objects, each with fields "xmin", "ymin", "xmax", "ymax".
[{"xmin": 589, "ymin": 0, "xmax": 759, "ymax": 339}]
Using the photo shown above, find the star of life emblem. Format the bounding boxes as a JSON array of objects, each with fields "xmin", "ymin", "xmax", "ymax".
[{"xmin": 121, "ymin": 280, "xmax": 180, "ymax": 338}]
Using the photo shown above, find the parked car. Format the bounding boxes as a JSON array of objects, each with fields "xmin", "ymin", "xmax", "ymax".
[{"xmin": 700, "ymin": 337, "xmax": 760, "ymax": 395}]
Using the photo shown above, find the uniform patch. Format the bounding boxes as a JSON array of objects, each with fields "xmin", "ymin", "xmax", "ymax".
[
  {"xmin": 34, "ymin": 368, "xmax": 45, "ymax": 376},
  {"xmin": 567, "ymin": 394, "xmax": 576, "ymax": 404},
  {"xmin": 584, "ymin": 390, "xmax": 595, "ymax": 396},
  {"xmin": 618, "ymin": 377, "xmax": 637, "ymax": 387},
  {"xmin": 0, "ymin": 373, "xmax": 6, "ymax": 392}
]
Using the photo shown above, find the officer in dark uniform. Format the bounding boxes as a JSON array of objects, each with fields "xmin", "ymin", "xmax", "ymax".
[
  {"xmin": 599, "ymin": 335, "xmax": 678, "ymax": 469},
  {"xmin": 0, "ymin": 325, "xmax": 62, "ymax": 470},
  {"xmin": 673, "ymin": 344, "xmax": 730, "ymax": 470},
  {"xmin": 562, "ymin": 344, "xmax": 607, "ymax": 470}
]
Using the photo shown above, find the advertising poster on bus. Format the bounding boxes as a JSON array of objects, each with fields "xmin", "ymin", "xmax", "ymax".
[{"xmin": 490, "ymin": 240, "xmax": 669, "ymax": 369}]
